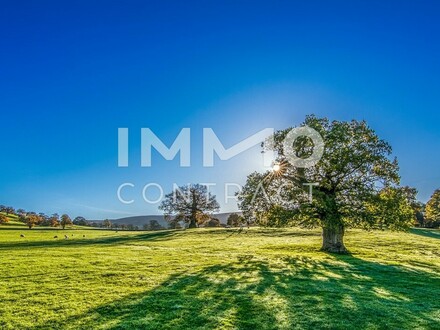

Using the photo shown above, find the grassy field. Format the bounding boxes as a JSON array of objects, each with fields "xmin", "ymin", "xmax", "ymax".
[{"xmin": 0, "ymin": 226, "xmax": 439, "ymax": 330}]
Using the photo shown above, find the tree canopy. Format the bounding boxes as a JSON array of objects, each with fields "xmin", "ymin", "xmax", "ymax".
[
  {"xmin": 160, "ymin": 184, "xmax": 220, "ymax": 228},
  {"xmin": 73, "ymin": 216, "xmax": 88, "ymax": 226},
  {"xmin": 25, "ymin": 214, "xmax": 41, "ymax": 229},
  {"xmin": 0, "ymin": 214, "xmax": 9, "ymax": 224},
  {"xmin": 426, "ymin": 189, "xmax": 440, "ymax": 222},
  {"xmin": 60, "ymin": 214, "xmax": 72, "ymax": 229}
]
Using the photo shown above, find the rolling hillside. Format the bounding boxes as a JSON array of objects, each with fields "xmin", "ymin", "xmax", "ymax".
[{"xmin": 94, "ymin": 212, "xmax": 242, "ymax": 227}]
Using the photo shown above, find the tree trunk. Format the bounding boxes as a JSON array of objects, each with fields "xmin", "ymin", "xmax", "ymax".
[
  {"xmin": 188, "ymin": 218, "xmax": 197, "ymax": 228},
  {"xmin": 188, "ymin": 189, "xmax": 198, "ymax": 228},
  {"xmin": 321, "ymin": 225, "xmax": 348, "ymax": 253}
]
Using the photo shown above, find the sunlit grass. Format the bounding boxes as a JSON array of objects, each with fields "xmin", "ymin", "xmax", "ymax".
[{"xmin": 0, "ymin": 227, "xmax": 439, "ymax": 329}]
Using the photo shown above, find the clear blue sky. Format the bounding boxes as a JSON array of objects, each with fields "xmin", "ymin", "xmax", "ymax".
[{"xmin": 1, "ymin": 0, "xmax": 439, "ymax": 219}]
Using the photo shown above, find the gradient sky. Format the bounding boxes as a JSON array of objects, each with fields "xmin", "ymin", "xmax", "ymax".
[{"xmin": 1, "ymin": 0, "xmax": 439, "ymax": 219}]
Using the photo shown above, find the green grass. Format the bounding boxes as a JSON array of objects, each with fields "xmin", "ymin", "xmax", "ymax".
[{"xmin": 0, "ymin": 227, "xmax": 439, "ymax": 329}]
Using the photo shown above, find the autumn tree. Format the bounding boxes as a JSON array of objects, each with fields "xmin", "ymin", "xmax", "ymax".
[
  {"xmin": 49, "ymin": 214, "xmax": 60, "ymax": 227},
  {"xmin": 239, "ymin": 115, "xmax": 414, "ymax": 253},
  {"xmin": 0, "ymin": 214, "xmax": 9, "ymax": 224},
  {"xmin": 60, "ymin": 214, "xmax": 72, "ymax": 229},
  {"xmin": 26, "ymin": 214, "xmax": 41, "ymax": 229},
  {"xmin": 160, "ymin": 184, "xmax": 220, "ymax": 228}
]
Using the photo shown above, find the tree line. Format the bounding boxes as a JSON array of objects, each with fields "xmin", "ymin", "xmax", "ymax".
[
  {"xmin": 0, "ymin": 207, "xmax": 77, "ymax": 229},
  {"xmin": 0, "ymin": 207, "xmax": 171, "ymax": 231}
]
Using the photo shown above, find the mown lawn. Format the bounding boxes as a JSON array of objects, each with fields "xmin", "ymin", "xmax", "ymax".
[{"xmin": 0, "ymin": 226, "xmax": 439, "ymax": 329}]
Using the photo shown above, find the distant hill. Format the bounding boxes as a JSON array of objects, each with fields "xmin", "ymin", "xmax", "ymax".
[
  {"xmin": 107, "ymin": 215, "xmax": 169, "ymax": 228},
  {"xmin": 93, "ymin": 212, "xmax": 242, "ymax": 227}
]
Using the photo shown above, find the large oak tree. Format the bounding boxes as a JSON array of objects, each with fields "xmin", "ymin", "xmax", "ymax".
[{"xmin": 238, "ymin": 115, "xmax": 414, "ymax": 253}]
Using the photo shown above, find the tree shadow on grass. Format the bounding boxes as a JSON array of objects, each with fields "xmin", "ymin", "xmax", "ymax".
[
  {"xmin": 0, "ymin": 230, "xmax": 177, "ymax": 250},
  {"xmin": 409, "ymin": 228, "xmax": 440, "ymax": 240},
  {"xmin": 191, "ymin": 228, "xmax": 321, "ymax": 240},
  {"xmin": 34, "ymin": 254, "xmax": 440, "ymax": 330}
]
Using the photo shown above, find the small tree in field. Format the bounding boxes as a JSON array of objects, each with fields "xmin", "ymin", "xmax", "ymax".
[
  {"xmin": 1, "ymin": 206, "xmax": 15, "ymax": 215},
  {"xmin": 103, "ymin": 219, "xmax": 112, "ymax": 229},
  {"xmin": 149, "ymin": 220, "xmax": 163, "ymax": 230},
  {"xmin": 50, "ymin": 217, "xmax": 60, "ymax": 227},
  {"xmin": 47, "ymin": 214, "xmax": 60, "ymax": 227},
  {"xmin": 60, "ymin": 214, "xmax": 72, "ymax": 229},
  {"xmin": 26, "ymin": 214, "xmax": 41, "ymax": 229},
  {"xmin": 160, "ymin": 184, "xmax": 220, "ymax": 228},
  {"xmin": 0, "ymin": 214, "xmax": 8, "ymax": 224},
  {"xmin": 239, "ymin": 115, "xmax": 414, "ymax": 253},
  {"xmin": 73, "ymin": 216, "xmax": 88, "ymax": 226}
]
